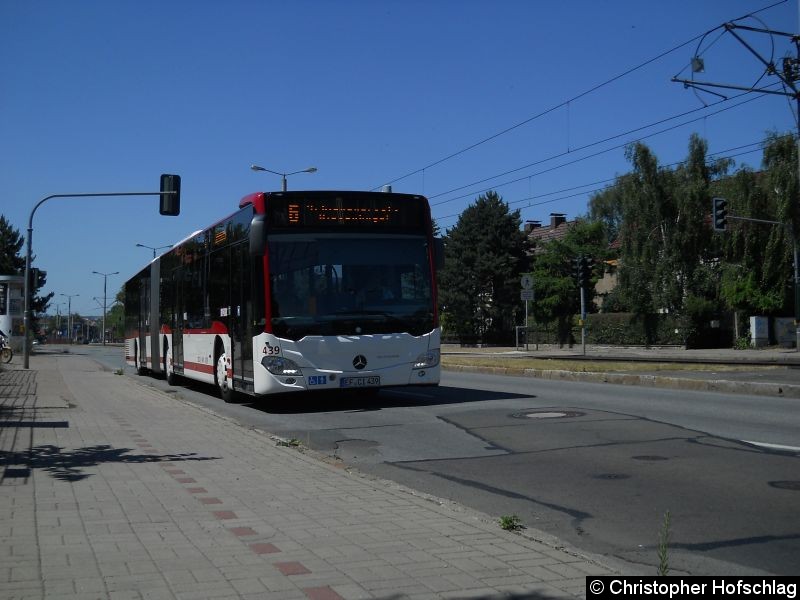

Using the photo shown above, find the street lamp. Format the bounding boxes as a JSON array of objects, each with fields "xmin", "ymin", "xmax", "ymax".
[
  {"xmin": 92, "ymin": 271, "xmax": 119, "ymax": 345},
  {"xmin": 60, "ymin": 293, "xmax": 79, "ymax": 344},
  {"xmin": 136, "ymin": 243, "xmax": 172, "ymax": 259},
  {"xmin": 250, "ymin": 164, "xmax": 317, "ymax": 191}
]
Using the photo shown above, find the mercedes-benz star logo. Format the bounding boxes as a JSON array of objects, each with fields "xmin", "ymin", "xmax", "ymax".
[{"xmin": 353, "ymin": 355, "xmax": 367, "ymax": 370}]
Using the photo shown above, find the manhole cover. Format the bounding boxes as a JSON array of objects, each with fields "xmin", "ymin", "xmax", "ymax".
[
  {"xmin": 512, "ymin": 410, "xmax": 585, "ymax": 420},
  {"xmin": 632, "ymin": 455, "xmax": 669, "ymax": 462},
  {"xmin": 593, "ymin": 473, "xmax": 631, "ymax": 480},
  {"xmin": 769, "ymin": 480, "xmax": 800, "ymax": 491}
]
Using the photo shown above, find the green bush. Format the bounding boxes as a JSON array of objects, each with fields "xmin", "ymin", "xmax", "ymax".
[{"xmin": 584, "ymin": 313, "xmax": 688, "ymax": 346}]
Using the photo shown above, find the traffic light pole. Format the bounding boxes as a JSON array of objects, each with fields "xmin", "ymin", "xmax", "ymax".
[
  {"xmin": 23, "ymin": 190, "xmax": 177, "ymax": 369},
  {"xmin": 580, "ymin": 285, "xmax": 587, "ymax": 356}
]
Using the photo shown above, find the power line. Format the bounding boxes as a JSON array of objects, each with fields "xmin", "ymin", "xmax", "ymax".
[
  {"xmin": 432, "ymin": 137, "xmax": 790, "ymax": 226},
  {"xmin": 430, "ymin": 91, "xmax": 772, "ymax": 208},
  {"xmin": 372, "ymin": 0, "xmax": 789, "ymax": 192}
]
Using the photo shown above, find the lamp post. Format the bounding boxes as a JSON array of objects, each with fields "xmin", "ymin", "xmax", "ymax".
[
  {"xmin": 92, "ymin": 271, "xmax": 119, "ymax": 345},
  {"xmin": 136, "ymin": 243, "xmax": 171, "ymax": 259},
  {"xmin": 250, "ymin": 164, "xmax": 317, "ymax": 191},
  {"xmin": 60, "ymin": 293, "xmax": 79, "ymax": 344}
]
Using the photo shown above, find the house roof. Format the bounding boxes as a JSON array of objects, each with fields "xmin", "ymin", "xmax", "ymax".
[{"xmin": 526, "ymin": 214, "xmax": 576, "ymax": 251}]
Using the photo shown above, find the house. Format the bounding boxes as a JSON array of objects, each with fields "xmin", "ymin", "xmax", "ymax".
[{"xmin": 525, "ymin": 213, "xmax": 572, "ymax": 251}]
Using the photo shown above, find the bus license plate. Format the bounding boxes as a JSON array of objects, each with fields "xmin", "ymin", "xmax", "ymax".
[{"xmin": 340, "ymin": 376, "xmax": 380, "ymax": 388}]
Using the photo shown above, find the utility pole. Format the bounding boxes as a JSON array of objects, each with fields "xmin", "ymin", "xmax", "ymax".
[{"xmin": 673, "ymin": 16, "xmax": 800, "ymax": 349}]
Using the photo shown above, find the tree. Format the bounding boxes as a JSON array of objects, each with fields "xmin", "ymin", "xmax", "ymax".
[
  {"xmin": 0, "ymin": 214, "xmax": 53, "ymax": 336},
  {"xmin": 438, "ymin": 191, "xmax": 528, "ymax": 343},
  {"xmin": 593, "ymin": 135, "xmax": 730, "ymax": 319},
  {"xmin": 529, "ymin": 220, "xmax": 607, "ymax": 344},
  {"xmin": 718, "ymin": 134, "xmax": 796, "ymax": 316},
  {"xmin": 106, "ymin": 288, "xmax": 125, "ymax": 341},
  {"xmin": 0, "ymin": 216, "xmax": 25, "ymax": 275}
]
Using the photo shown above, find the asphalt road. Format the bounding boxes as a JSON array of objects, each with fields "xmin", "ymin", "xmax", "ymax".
[{"xmin": 71, "ymin": 344, "xmax": 800, "ymax": 576}]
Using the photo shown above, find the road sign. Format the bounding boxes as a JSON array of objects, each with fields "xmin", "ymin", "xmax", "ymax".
[
  {"xmin": 521, "ymin": 289, "xmax": 534, "ymax": 301},
  {"xmin": 520, "ymin": 274, "xmax": 534, "ymax": 290}
]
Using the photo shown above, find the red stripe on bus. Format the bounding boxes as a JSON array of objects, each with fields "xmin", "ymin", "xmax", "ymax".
[
  {"xmin": 182, "ymin": 321, "xmax": 229, "ymax": 335},
  {"xmin": 184, "ymin": 361, "xmax": 215, "ymax": 375}
]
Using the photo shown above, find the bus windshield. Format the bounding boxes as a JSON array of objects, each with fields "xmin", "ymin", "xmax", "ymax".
[{"xmin": 268, "ymin": 234, "xmax": 434, "ymax": 340}]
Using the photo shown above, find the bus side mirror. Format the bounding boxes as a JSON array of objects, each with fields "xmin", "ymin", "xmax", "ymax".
[
  {"xmin": 434, "ymin": 237, "xmax": 445, "ymax": 270},
  {"xmin": 159, "ymin": 174, "xmax": 181, "ymax": 216},
  {"xmin": 249, "ymin": 214, "xmax": 266, "ymax": 256}
]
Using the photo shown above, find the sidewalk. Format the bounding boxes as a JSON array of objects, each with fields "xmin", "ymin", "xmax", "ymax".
[{"xmin": 1, "ymin": 354, "xmax": 619, "ymax": 600}]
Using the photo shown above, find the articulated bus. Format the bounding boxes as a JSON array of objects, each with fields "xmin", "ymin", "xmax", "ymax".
[{"xmin": 124, "ymin": 190, "xmax": 442, "ymax": 401}]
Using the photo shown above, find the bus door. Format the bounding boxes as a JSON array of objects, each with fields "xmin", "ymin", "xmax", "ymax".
[
  {"xmin": 172, "ymin": 268, "xmax": 184, "ymax": 374},
  {"xmin": 138, "ymin": 275, "xmax": 150, "ymax": 370},
  {"xmin": 209, "ymin": 244, "xmax": 233, "ymax": 373},
  {"xmin": 231, "ymin": 242, "xmax": 254, "ymax": 390}
]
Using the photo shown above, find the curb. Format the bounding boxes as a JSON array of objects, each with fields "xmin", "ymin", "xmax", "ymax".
[{"xmin": 443, "ymin": 364, "xmax": 800, "ymax": 398}]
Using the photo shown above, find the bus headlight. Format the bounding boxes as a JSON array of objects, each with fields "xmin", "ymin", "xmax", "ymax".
[
  {"xmin": 413, "ymin": 349, "xmax": 440, "ymax": 369},
  {"xmin": 262, "ymin": 356, "xmax": 303, "ymax": 376}
]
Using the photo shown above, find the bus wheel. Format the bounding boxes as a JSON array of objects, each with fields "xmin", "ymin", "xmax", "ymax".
[
  {"xmin": 165, "ymin": 347, "xmax": 177, "ymax": 386},
  {"xmin": 135, "ymin": 342, "xmax": 146, "ymax": 375},
  {"xmin": 215, "ymin": 352, "xmax": 234, "ymax": 403}
]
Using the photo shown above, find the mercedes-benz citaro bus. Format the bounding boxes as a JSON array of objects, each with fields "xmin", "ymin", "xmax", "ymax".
[{"xmin": 124, "ymin": 190, "xmax": 443, "ymax": 401}]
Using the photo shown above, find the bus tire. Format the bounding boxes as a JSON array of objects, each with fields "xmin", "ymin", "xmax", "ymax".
[
  {"xmin": 165, "ymin": 345, "xmax": 177, "ymax": 386},
  {"xmin": 135, "ymin": 341, "xmax": 146, "ymax": 375},
  {"xmin": 215, "ymin": 345, "xmax": 234, "ymax": 403}
]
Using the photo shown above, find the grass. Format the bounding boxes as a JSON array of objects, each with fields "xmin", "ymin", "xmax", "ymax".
[
  {"xmin": 657, "ymin": 510, "xmax": 671, "ymax": 576},
  {"xmin": 441, "ymin": 355, "xmax": 778, "ymax": 374},
  {"xmin": 499, "ymin": 515, "xmax": 524, "ymax": 531},
  {"xmin": 276, "ymin": 438, "xmax": 302, "ymax": 448}
]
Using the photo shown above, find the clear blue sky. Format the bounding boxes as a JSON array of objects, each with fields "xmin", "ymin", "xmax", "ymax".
[{"xmin": 1, "ymin": 1, "xmax": 796, "ymax": 316}]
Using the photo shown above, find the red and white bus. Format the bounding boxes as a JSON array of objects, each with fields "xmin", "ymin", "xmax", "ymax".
[{"xmin": 124, "ymin": 190, "xmax": 442, "ymax": 401}]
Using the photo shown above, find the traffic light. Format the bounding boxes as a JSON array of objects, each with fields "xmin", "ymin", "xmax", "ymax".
[
  {"xmin": 160, "ymin": 174, "xmax": 181, "ymax": 216},
  {"xmin": 572, "ymin": 256, "xmax": 582, "ymax": 285},
  {"xmin": 712, "ymin": 197, "xmax": 728, "ymax": 232},
  {"xmin": 572, "ymin": 256, "xmax": 592, "ymax": 288},
  {"xmin": 580, "ymin": 257, "xmax": 593, "ymax": 286},
  {"xmin": 28, "ymin": 267, "xmax": 45, "ymax": 289},
  {"xmin": 28, "ymin": 267, "xmax": 39, "ymax": 296}
]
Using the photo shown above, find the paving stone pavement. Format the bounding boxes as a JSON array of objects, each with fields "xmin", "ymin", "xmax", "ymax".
[{"xmin": 0, "ymin": 354, "xmax": 618, "ymax": 600}]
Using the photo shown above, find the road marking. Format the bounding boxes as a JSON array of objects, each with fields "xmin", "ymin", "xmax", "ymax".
[{"xmin": 743, "ymin": 440, "xmax": 800, "ymax": 454}]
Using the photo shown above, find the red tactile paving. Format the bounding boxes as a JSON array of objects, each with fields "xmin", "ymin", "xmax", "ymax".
[
  {"xmin": 274, "ymin": 561, "xmax": 311, "ymax": 576},
  {"xmin": 228, "ymin": 527, "xmax": 257, "ymax": 537},
  {"xmin": 212, "ymin": 511, "xmax": 237, "ymax": 520},
  {"xmin": 302, "ymin": 587, "xmax": 344, "ymax": 600},
  {"xmin": 249, "ymin": 542, "xmax": 280, "ymax": 555}
]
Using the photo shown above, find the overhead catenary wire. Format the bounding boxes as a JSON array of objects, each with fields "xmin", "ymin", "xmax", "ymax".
[
  {"xmin": 371, "ymin": 0, "xmax": 790, "ymax": 192},
  {"xmin": 430, "ymin": 90, "xmax": 774, "ymax": 208},
  {"xmin": 432, "ymin": 137, "xmax": 793, "ymax": 226}
]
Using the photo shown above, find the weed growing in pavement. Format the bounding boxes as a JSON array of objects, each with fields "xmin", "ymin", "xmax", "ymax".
[
  {"xmin": 499, "ymin": 515, "xmax": 523, "ymax": 531},
  {"xmin": 276, "ymin": 438, "xmax": 302, "ymax": 448},
  {"xmin": 114, "ymin": 369, "xmax": 124, "ymax": 376},
  {"xmin": 657, "ymin": 510, "xmax": 671, "ymax": 576}
]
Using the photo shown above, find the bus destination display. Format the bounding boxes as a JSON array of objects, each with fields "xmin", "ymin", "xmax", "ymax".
[{"xmin": 267, "ymin": 194, "xmax": 426, "ymax": 229}]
